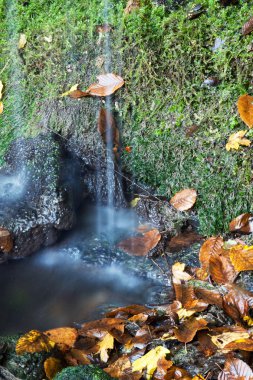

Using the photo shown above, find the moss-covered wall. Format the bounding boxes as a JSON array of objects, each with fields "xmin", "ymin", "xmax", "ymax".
[{"xmin": 1, "ymin": 0, "xmax": 253, "ymax": 234}]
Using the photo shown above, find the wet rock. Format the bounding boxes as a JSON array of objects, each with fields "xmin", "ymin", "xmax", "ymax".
[
  {"xmin": 54, "ymin": 365, "xmax": 115, "ymax": 380},
  {"xmin": 0, "ymin": 134, "xmax": 79, "ymax": 262}
]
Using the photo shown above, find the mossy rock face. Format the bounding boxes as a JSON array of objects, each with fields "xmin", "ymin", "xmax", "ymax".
[
  {"xmin": 54, "ymin": 365, "xmax": 115, "ymax": 380},
  {"xmin": 0, "ymin": 335, "xmax": 49, "ymax": 380}
]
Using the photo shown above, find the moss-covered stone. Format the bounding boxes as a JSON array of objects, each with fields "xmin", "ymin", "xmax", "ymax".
[{"xmin": 54, "ymin": 365, "xmax": 115, "ymax": 380}]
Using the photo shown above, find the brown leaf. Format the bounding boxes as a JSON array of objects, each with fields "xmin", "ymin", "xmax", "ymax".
[
  {"xmin": 174, "ymin": 317, "xmax": 208, "ymax": 343},
  {"xmin": 185, "ymin": 124, "xmax": 199, "ymax": 137},
  {"xmin": 79, "ymin": 318, "xmax": 125, "ymax": 338},
  {"xmin": 223, "ymin": 285, "xmax": 253, "ymax": 324},
  {"xmin": 0, "ymin": 227, "xmax": 13, "ymax": 253},
  {"xmin": 87, "ymin": 73, "xmax": 124, "ymax": 97},
  {"xmin": 229, "ymin": 213, "xmax": 253, "ymax": 233},
  {"xmin": 69, "ymin": 89, "xmax": 89, "ymax": 98},
  {"xmin": 106, "ymin": 304, "xmax": 153, "ymax": 319},
  {"xmin": 117, "ymin": 229, "xmax": 161, "ymax": 256},
  {"xmin": 16, "ymin": 330, "xmax": 55, "ymax": 354},
  {"xmin": 170, "ymin": 189, "xmax": 197, "ymax": 211},
  {"xmin": 97, "ymin": 108, "xmax": 119, "ymax": 147},
  {"xmin": 199, "ymin": 236, "xmax": 224, "ymax": 272},
  {"xmin": 44, "ymin": 327, "xmax": 78, "ymax": 351},
  {"xmin": 218, "ymin": 357, "xmax": 253, "ymax": 380},
  {"xmin": 237, "ymin": 94, "xmax": 253, "ymax": 128},
  {"xmin": 209, "ymin": 254, "xmax": 238, "ymax": 284},
  {"xmin": 193, "ymin": 283, "xmax": 223, "ymax": 308},
  {"xmin": 104, "ymin": 355, "xmax": 132, "ymax": 379},
  {"xmin": 197, "ymin": 330, "xmax": 218, "ymax": 357},
  {"xmin": 167, "ymin": 231, "xmax": 203, "ymax": 253},
  {"xmin": 153, "ymin": 357, "xmax": 173, "ymax": 380},
  {"xmin": 165, "ymin": 366, "xmax": 192, "ymax": 380},
  {"xmin": 242, "ymin": 17, "xmax": 253, "ymax": 35},
  {"xmin": 124, "ymin": 0, "xmax": 140, "ymax": 14},
  {"xmin": 44, "ymin": 357, "xmax": 63, "ymax": 380},
  {"xmin": 65, "ymin": 348, "xmax": 91, "ymax": 366},
  {"xmin": 96, "ymin": 24, "xmax": 112, "ymax": 33}
]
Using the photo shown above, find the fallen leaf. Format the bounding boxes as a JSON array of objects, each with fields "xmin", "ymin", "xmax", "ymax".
[
  {"xmin": 44, "ymin": 357, "xmax": 63, "ymax": 380},
  {"xmin": 106, "ymin": 304, "xmax": 153, "ymax": 319},
  {"xmin": 242, "ymin": 17, "xmax": 253, "ymax": 35},
  {"xmin": 237, "ymin": 94, "xmax": 253, "ymax": 128},
  {"xmin": 199, "ymin": 236, "xmax": 224, "ymax": 272},
  {"xmin": 172, "ymin": 262, "xmax": 192, "ymax": 283},
  {"xmin": 229, "ymin": 213, "xmax": 253, "ymax": 233},
  {"xmin": 153, "ymin": 357, "xmax": 173, "ymax": 380},
  {"xmin": 97, "ymin": 108, "xmax": 119, "ymax": 147},
  {"xmin": 0, "ymin": 81, "xmax": 3, "ymax": 100},
  {"xmin": 209, "ymin": 254, "xmax": 238, "ymax": 284},
  {"xmin": 218, "ymin": 357, "xmax": 253, "ymax": 380},
  {"xmin": 125, "ymin": 146, "xmax": 132, "ymax": 153},
  {"xmin": 44, "ymin": 327, "xmax": 77, "ymax": 351},
  {"xmin": 16, "ymin": 330, "xmax": 55, "ymax": 354},
  {"xmin": 165, "ymin": 366, "xmax": 192, "ymax": 380},
  {"xmin": 185, "ymin": 124, "xmax": 199, "ymax": 137},
  {"xmin": 130, "ymin": 197, "xmax": 140, "ymax": 207},
  {"xmin": 60, "ymin": 84, "xmax": 85, "ymax": 98},
  {"xmin": 226, "ymin": 130, "xmax": 251, "ymax": 151},
  {"xmin": 174, "ymin": 317, "xmax": 208, "ymax": 343},
  {"xmin": 124, "ymin": 0, "xmax": 140, "ymax": 14},
  {"xmin": 0, "ymin": 227, "xmax": 13, "ymax": 253},
  {"xmin": 167, "ymin": 231, "xmax": 203, "ymax": 253},
  {"xmin": 170, "ymin": 189, "xmax": 197, "ymax": 211},
  {"xmin": 0, "ymin": 102, "xmax": 3, "ymax": 114},
  {"xmin": 65, "ymin": 348, "xmax": 91, "ymax": 366},
  {"xmin": 132, "ymin": 346, "xmax": 170, "ymax": 380},
  {"xmin": 97, "ymin": 332, "xmax": 114, "ymax": 362},
  {"xmin": 211, "ymin": 331, "xmax": 250, "ymax": 349},
  {"xmin": 104, "ymin": 355, "xmax": 132, "ymax": 378},
  {"xmin": 118, "ymin": 229, "xmax": 161, "ymax": 256},
  {"xmin": 87, "ymin": 73, "xmax": 124, "ymax": 97},
  {"xmin": 229, "ymin": 245, "xmax": 253, "ymax": 271},
  {"xmin": 18, "ymin": 33, "xmax": 27, "ymax": 49},
  {"xmin": 223, "ymin": 285, "xmax": 253, "ymax": 324}
]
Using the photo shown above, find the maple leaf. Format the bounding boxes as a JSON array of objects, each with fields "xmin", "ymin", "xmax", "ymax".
[
  {"xmin": 97, "ymin": 332, "xmax": 114, "ymax": 363},
  {"xmin": 132, "ymin": 346, "xmax": 170, "ymax": 380},
  {"xmin": 226, "ymin": 130, "xmax": 251, "ymax": 151}
]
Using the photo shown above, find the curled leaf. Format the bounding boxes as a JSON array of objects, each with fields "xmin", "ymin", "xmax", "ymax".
[
  {"xmin": 87, "ymin": 73, "xmax": 124, "ymax": 97},
  {"xmin": 229, "ymin": 213, "xmax": 253, "ymax": 233},
  {"xmin": 170, "ymin": 189, "xmax": 197, "ymax": 211},
  {"xmin": 199, "ymin": 236, "xmax": 224, "ymax": 272},
  {"xmin": 174, "ymin": 317, "xmax": 208, "ymax": 343},
  {"xmin": 218, "ymin": 358, "xmax": 253, "ymax": 380}
]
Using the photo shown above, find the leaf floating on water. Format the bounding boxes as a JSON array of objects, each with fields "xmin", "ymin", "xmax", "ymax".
[
  {"xmin": 237, "ymin": 94, "xmax": 253, "ymax": 128},
  {"xmin": 218, "ymin": 358, "xmax": 253, "ymax": 380},
  {"xmin": 170, "ymin": 189, "xmax": 197, "ymax": 211},
  {"xmin": 117, "ymin": 229, "xmax": 161, "ymax": 256},
  {"xmin": 229, "ymin": 213, "xmax": 253, "ymax": 233},
  {"xmin": 0, "ymin": 81, "xmax": 3, "ymax": 100},
  {"xmin": 226, "ymin": 130, "xmax": 251, "ymax": 151},
  {"xmin": 132, "ymin": 346, "xmax": 170, "ymax": 380},
  {"xmin": 97, "ymin": 332, "xmax": 114, "ymax": 363},
  {"xmin": 16, "ymin": 330, "xmax": 55, "ymax": 354},
  {"xmin": 87, "ymin": 73, "xmax": 124, "ymax": 97},
  {"xmin": 124, "ymin": 0, "xmax": 141, "ymax": 14},
  {"xmin": 44, "ymin": 357, "xmax": 63, "ymax": 380},
  {"xmin": 44, "ymin": 327, "xmax": 78, "ymax": 351},
  {"xmin": 18, "ymin": 33, "xmax": 27, "ymax": 49},
  {"xmin": 0, "ymin": 102, "xmax": 3, "ymax": 114},
  {"xmin": 242, "ymin": 16, "xmax": 253, "ymax": 35}
]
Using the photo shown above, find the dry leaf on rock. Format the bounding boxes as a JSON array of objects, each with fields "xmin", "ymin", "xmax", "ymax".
[
  {"xmin": 153, "ymin": 357, "xmax": 173, "ymax": 380},
  {"xmin": 16, "ymin": 330, "xmax": 55, "ymax": 354},
  {"xmin": 229, "ymin": 213, "xmax": 253, "ymax": 233},
  {"xmin": 218, "ymin": 357, "xmax": 253, "ymax": 380},
  {"xmin": 118, "ymin": 229, "xmax": 161, "ymax": 256},
  {"xmin": 44, "ymin": 327, "xmax": 77, "ymax": 351},
  {"xmin": 124, "ymin": 0, "xmax": 140, "ymax": 14},
  {"xmin": 132, "ymin": 346, "xmax": 170, "ymax": 380},
  {"xmin": 170, "ymin": 189, "xmax": 197, "ymax": 211},
  {"xmin": 199, "ymin": 236, "xmax": 224, "ymax": 272},
  {"xmin": 242, "ymin": 17, "xmax": 253, "ymax": 35},
  {"xmin": 165, "ymin": 366, "xmax": 192, "ymax": 380},
  {"xmin": 104, "ymin": 355, "xmax": 132, "ymax": 378},
  {"xmin": 44, "ymin": 357, "xmax": 63, "ymax": 380},
  {"xmin": 106, "ymin": 304, "xmax": 153, "ymax": 319},
  {"xmin": 18, "ymin": 33, "xmax": 27, "ymax": 49},
  {"xmin": 0, "ymin": 227, "xmax": 13, "ymax": 253},
  {"xmin": 237, "ymin": 94, "xmax": 253, "ymax": 128},
  {"xmin": 226, "ymin": 130, "xmax": 251, "ymax": 151},
  {"xmin": 229, "ymin": 245, "xmax": 253, "ymax": 271},
  {"xmin": 174, "ymin": 317, "xmax": 208, "ymax": 343}
]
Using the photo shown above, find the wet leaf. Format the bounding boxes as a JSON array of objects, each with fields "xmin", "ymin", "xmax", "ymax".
[
  {"xmin": 199, "ymin": 236, "xmax": 224, "ymax": 272},
  {"xmin": 130, "ymin": 198, "xmax": 140, "ymax": 207},
  {"xmin": 153, "ymin": 357, "xmax": 173, "ymax": 380},
  {"xmin": 106, "ymin": 304, "xmax": 153, "ymax": 319},
  {"xmin": 16, "ymin": 330, "xmax": 55, "ymax": 354},
  {"xmin": 211, "ymin": 331, "xmax": 250, "ymax": 349},
  {"xmin": 0, "ymin": 227, "xmax": 13, "ymax": 253},
  {"xmin": 229, "ymin": 213, "xmax": 253, "ymax": 233},
  {"xmin": 18, "ymin": 33, "xmax": 27, "ymax": 49},
  {"xmin": 226, "ymin": 130, "xmax": 251, "ymax": 151},
  {"xmin": 174, "ymin": 317, "xmax": 208, "ymax": 343},
  {"xmin": 218, "ymin": 357, "xmax": 253, "ymax": 380},
  {"xmin": 44, "ymin": 357, "xmax": 63, "ymax": 380},
  {"xmin": 97, "ymin": 108, "xmax": 119, "ymax": 147},
  {"xmin": 170, "ymin": 189, "xmax": 197, "ymax": 211},
  {"xmin": 229, "ymin": 245, "xmax": 253, "ymax": 271},
  {"xmin": 97, "ymin": 332, "xmax": 114, "ymax": 363},
  {"xmin": 44, "ymin": 327, "xmax": 78, "ymax": 351},
  {"xmin": 223, "ymin": 285, "xmax": 253, "ymax": 324},
  {"xmin": 124, "ymin": 0, "xmax": 140, "ymax": 14},
  {"xmin": 132, "ymin": 346, "xmax": 170, "ymax": 380},
  {"xmin": 79, "ymin": 318, "xmax": 125, "ymax": 337},
  {"xmin": 0, "ymin": 81, "xmax": 3, "ymax": 100},
  {"xmin": 167, "ymin": 231, "xmax": 203, "ymax": 253},
  {"xmin": 209, "ymin": 254, "xmax": 238, "ymax": 284},
  {"xmin": 172, "ymin": 262, "xmax": 192, "ymax": 283},
  {"xmin": 118, "ymin": 229, "xmax": 161, "ymax": 256},
  {"xmin": 65, "ymin": 348, "xmax": 91, "ymax": 366},
  {"xmin": 104, "ymin": 355, "xmax": 132, "ymax": 378},
  {"xmin": 242, "ymin": 17, "xmax": 253, "ymax": 35},
  {"xmin": 87, "ymin": 73, "xmax": 124, "ymax": 97},
  {"xmin": 165, "ymin": 366, "xmax": 192, "ymax": 380},
  {"xmin": 0, "ymin": 101, "xmax": 3, "ymax": 114},
  {"xmin": 237, "ymin": 94, "xmax": 253, "ymax": 128}
]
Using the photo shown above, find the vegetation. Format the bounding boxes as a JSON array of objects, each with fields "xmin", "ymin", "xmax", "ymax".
[
  {"xmin": 54, "ymin": 365, "xmax": 115, "ymax": 380},
  {"xmin": 1, "ymin": 0, "xmax": 253, "ymax": 234}
]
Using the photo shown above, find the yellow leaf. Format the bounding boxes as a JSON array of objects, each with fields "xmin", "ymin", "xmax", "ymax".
[
  {"xmin": 0, "ymin": 81, "xmax": 3, "ymax": 100},
  {"xmin": 172, "ymin": 262, "xmax": 192, "ymax": 283},
  {"xmin": 44, "ymin": 357, "xmax": 63, "ymax": 380},
  {"xmin": 60, "ymin": 84, "xmax": 79, "ymax": 97},
  {"xmin": 97, "ymin": 333, "xmax": 114, "ymax": 363},
  {"xmin": 132, "ymin": 346, "xmax": 170, "ymax": 380},
  {"xmin": 18, "ymin": 33, "xmax": 27, "ymax": 49},
  {"xmin": 177, "ymin": 307, "xmax": 197, "ymax": 320},
  {"xmin": 16, "ymin": 330, "xmax": 55, "ymax": 354},
  {"xmin": 0, "ymin": 102, "xmax": 3, "ymax": 114},
  {"xmin": 130, "ymin": 197, "xmax": 140, "ymax": 207},
  {"xmin": 211, "ymin": 331, "xmax": 250, "ymax": 349},
  {"xmin": 226, "ymin": 130, "xmax": 251, "ymax": 151}
]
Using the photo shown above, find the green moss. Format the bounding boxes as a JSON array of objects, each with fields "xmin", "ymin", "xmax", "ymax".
[
  {"xmin": 54, "ymin": 365, "xmax": 115, "ymax": 380},
  {"xmin": 1, "ymin": 0, "xmax": 253, "ymax": 234}
]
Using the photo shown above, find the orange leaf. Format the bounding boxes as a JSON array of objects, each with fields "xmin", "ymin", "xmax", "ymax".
[
  {"xmin": 229, "ymin": 213, "xmax": 253, "ymax": 233},
  {"xmin": 174, "ymin": 317, "xmax": 208, "ymax": 343},
  {"xmin": 167, "ymin": 231, "xmax": 203, "ymax": 253},
  {"xmin": 223, "ymin": 285, "xmax": 253, "ymax": 324},
  {"xmin": 237, "ymin": 94, "xmax": 253, "ymax": 128},
  {"xmin": 44, "ymin": 357, "xmax": 63, "ymax": 380},
  {"xmin": 97, "ymin": 108, "xmax": 119, "ymax": 147},
  {"xmin": 0, "ymin": 227, "xmax": 13, "ymax": 253},
  {"xmin": 199, "ymin": 236, "xmax": 224, "ymax": 272},
  {"xmin": 117, "ymin": 229, "xmax": 161, "ymax": 256},
  {"xmin": 44, "ymin": 327, "xmax": 78, "ymax": 351},
  {"xmin": 229, "ymin": 245, "xmax": 253, "ymax": 271},
  {"xmin": 65, "ymin": 348, "xmax": 91, "ymax": 366},
  {"xmin": 87, "ymin": 73, "xmax": 124, "ymax": 97},
  {"xmin": 170, "ymin": 189, "xmax": 197, "ymax": 211},
  {"xmin": 209, "ymin": 254, "xmax": 238, "ymax": 284}
]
